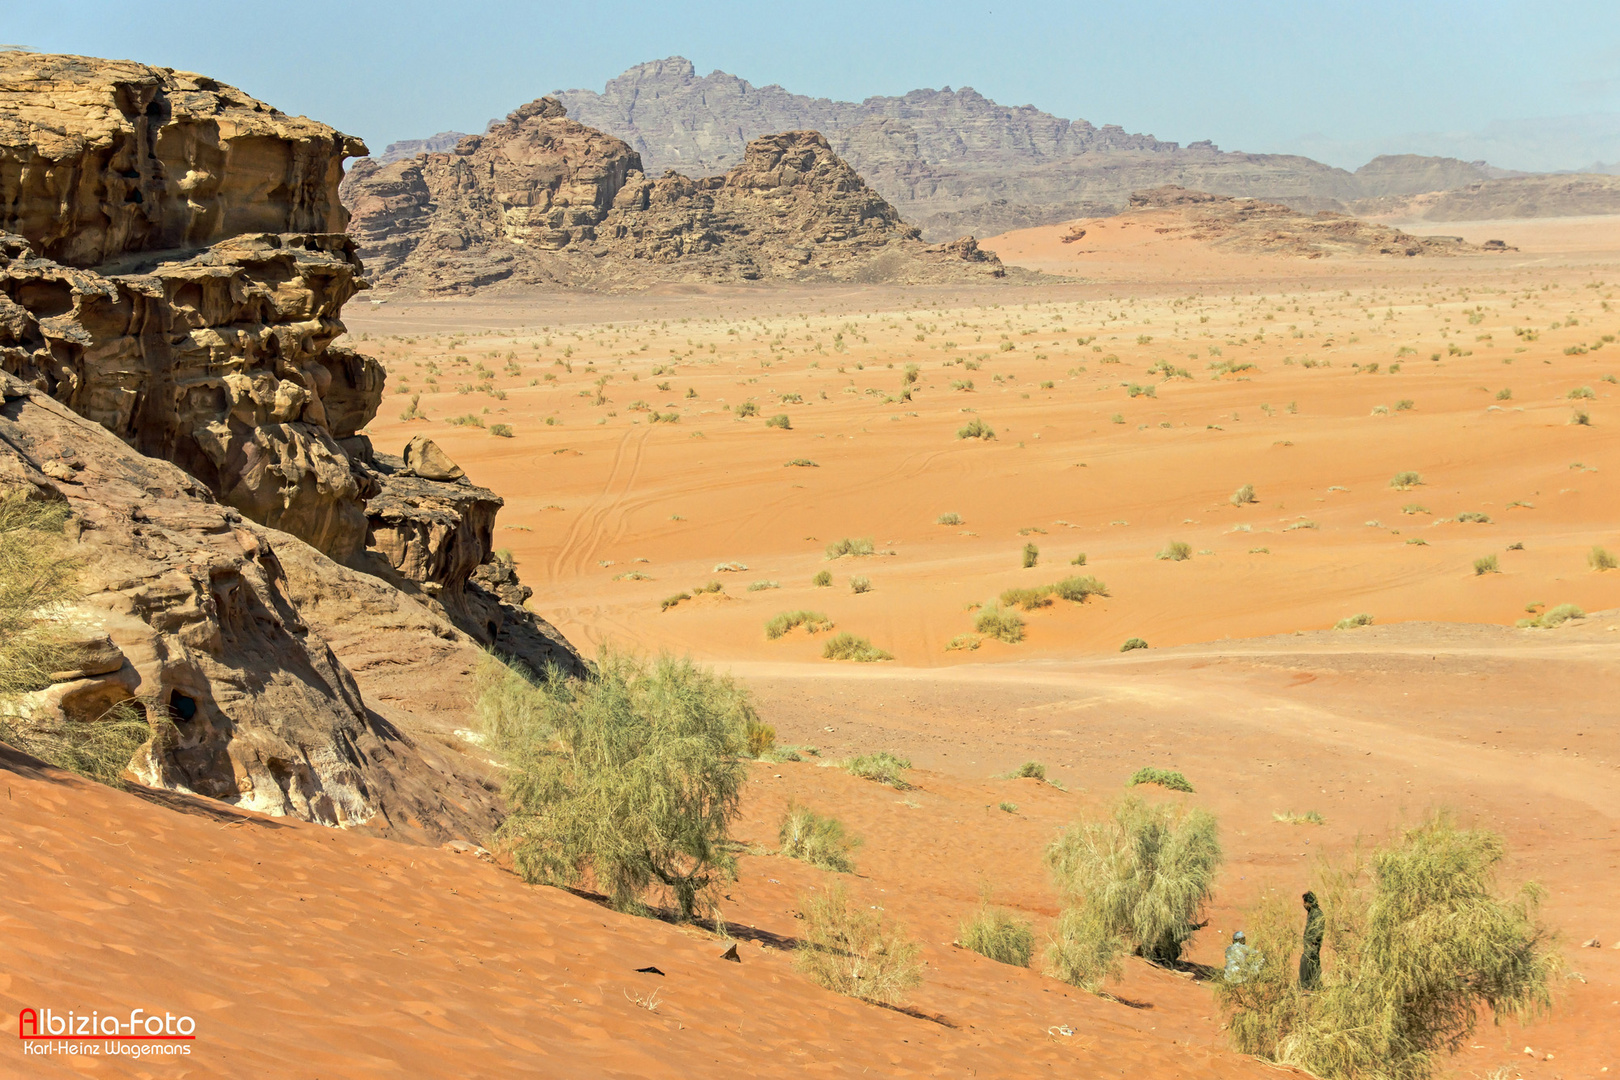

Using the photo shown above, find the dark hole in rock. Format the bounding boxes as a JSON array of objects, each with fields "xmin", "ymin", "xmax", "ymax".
[
  {"xmin": 168, "ymin": 690, "xmax": 198, "ymax": 722},
  {"xmin": 486, "ymin": 621, "xmax": 499, "ymax": 638}
]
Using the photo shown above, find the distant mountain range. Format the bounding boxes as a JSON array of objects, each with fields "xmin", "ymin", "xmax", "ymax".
[{"xmin": 361, "ymin": 57, "xmax": 1620, "ymax": 241}]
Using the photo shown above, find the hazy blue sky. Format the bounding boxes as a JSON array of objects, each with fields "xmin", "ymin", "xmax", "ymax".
[{"xmin": 8, "ymin": 0, "xmax": 1620, "ymax": 170}]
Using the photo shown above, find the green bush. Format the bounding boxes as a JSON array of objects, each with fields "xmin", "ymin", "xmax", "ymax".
[
  {"xmin": 821, "ymin": 632, "xmax": 892, "ymax": 662},
  {"xmin": 841, "ymin": 750, "xmax": 911, "ymax": 787},
  {"xmin": 793, "ymin": 883, "xmax": 922, "ymax": 1003},
  {"xmin": 1022, "ymin": 542, "xmax": 1039, "ymax": 568},
  {"xmin": 1070, "ymin": 552, "xmax": 1087, "ymax": 566},
  {"xmin": 735, "ymin": 401, "xmax": 759, "ymax": 417},
  {"xmin": 487, "ymin": 650, "xmax": 754, "ymax": 921},
  {"xmin": 1589, "ymin": 545, "xmax": 1617, "ymax": 571},
  {"xmin": 1472, "ymin": 555, "xmax": 1500, "ymax": 575},
  {"xmin": 959, "ymin": 902, "xmax": 1035, "ymax": 967},
  {"xmin": 778, "ymin": 801, "xmax": 861, "ymax": 872},
  {"xmin": 1046, "ymin": 796, "xmax": 1222, "ymax": 988},
  {"xmin": 1273, "ymin": 810, "xmax": 1326, "ymax": 825},
  {"xmin": 1217, "ymin": 812, "xmax": 1558, "ymax": 1080},
  {"xmin": 1129, "ymin": 766, "xmax": 1194, "ymax": 792},
  {"xmin": 1335, "ymin": 613, "xmax": 1374, "ymax": 629},
  {"xmin": 824, "ymin": 536, "xmax": 875, "ymax": 559},
  {"xmin": 1052, "ymin": 575, "xmax": 1108, "ymax": 602},
  {"xmin": 1120, "ymin": 637, "xmax": 1149, "ymax": 652},
  {"xmin": 974, "ymin": 604, "xmax": 1025, "ymax": 643},
  {"xmin": 998, "ymin": 586, "xmax": 1053, "ymax": 611},
  {"xmin": 1158, "ymin": 540, "xmax": 1192, "ymax": 561},
  {"xmin": 849, "ymin": 575, "xmax": 872, "ymax": 594},
  {"xmin": 764, "ymin": 610, "xmax": 833, "ymax": 640},
  {"xmin": 1519, "ymin": 602, "xmax": 1583, "ymax": 628},
  {"xmin": 745, "ymin": 718, "xmax": 777, "ymax": 758},
  {"xmin": 0, "ymin": 494, "xmax": 79, "ymax": 700},
  {"xmin": 785, "ymin": 458, "xmax": 818, "ymax": 467},
  {"xmin": 765, "ymin": 413, "xmax": 792, "ymax": 429},
  {"xmin": 1568, "ymin": 385, "xmax": 1596, "ymax": 399},
  {"xmin": 936, "ymin": 512, "xmax": 963, "ymax": 525},
  {"xmin": 811, "ymin": 569, "xmax": 833, "ymax": 587},
  {"xmin": 1389, "ymin": 471, "xmax": 1423, "ymax": 489},
  {"xmin": 1231, "ymin": 483, "xmax": 1257, "ymax": 506},
  {"xmin": 660, "ymin": 592, "xmax": 691, "ymax": 611},
  {"xmin": 957, "ymin": 418, "xmax": 996, "ymax": 440}
]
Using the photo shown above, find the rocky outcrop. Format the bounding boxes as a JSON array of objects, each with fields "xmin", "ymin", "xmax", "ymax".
[
  {"xmin": 341, "ymin": 100, "xmax": 1009, "ymax": 291},
  {"xmin": 0, "ymin": 52, "xmax": 362, "ymax": 268},
  {"xmin": 0, "ymin": 371, "xmax": 503, "ymax": 840},
  {"xmin": 1121, "ymin": 187, "xmax": 1489, "ymax": 258},
  {"xmin": 1348, "ymin": 173, "xmax": 1620, "ymax": 222},
  {"xmin": 538, "ymin": 58, "xmax": 1516, "ymax": 240},
  {"xmin": 373, "ymin": 131, "xmax": 468, "ymax": 165}
]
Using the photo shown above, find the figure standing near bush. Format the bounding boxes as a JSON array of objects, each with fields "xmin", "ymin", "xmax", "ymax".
[
  {"xmin": 1224, "ymin": 930, "xmax": 1254, "ymax": 983},
  {"xmin": 1299, "ymin": 891, "xmax": 1324, "ymax": 989}
]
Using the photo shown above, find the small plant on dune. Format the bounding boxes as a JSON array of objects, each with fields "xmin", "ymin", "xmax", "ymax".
[
  {"xmin": 959, "ymin": 900, "xmax": 1036, "ymax": 967},
  {"xmin": 778, "ymin": 801, "xmax": 861, "ymax": 872},
  {"xmin": 694, "ymin": 580, "xmax": 723, "ymax": 594},
  {"xmin": 1231, "ymin": 483, "xmax": 1258, "ymax": 506},
  {"xmin": 999, "ymin": 801, "xmax": 1018, "ymax": 813},
  {"xmin": 945, "ymin": 633, "xmax": 982, "ymax": 651},
  {"xmin": 936, "ymin": 512, "xmax": 964, "ymax": 525},
  {"xmin": 1495, "ymin": 387, "xmax": 1512, "ymax": 400},
  {"xmin": 1455, "ymin": 511, "xmax": 1492, "ymax": 524},
  {"xmin": 811, "ymin": 569, "xmax": 832, "ymax": 588},
  {"xmin": 999, "ymin": 586, "xmax": 1053, "ymax": 611},
  {"xmin": 1129, "ymin": 766, "xmax": 1194, "ymax": 793},
  {"xmin": 1273, "ymin": 810, "xmax": 1326, "ymax": 825},
  {"xmin": 785, "ymin": 458, "xmax": 819, "ymax": 468},
  {"xmin": 1216, "ymin": 812, "xmax": 1558, "ymax": 1080},
  {"xmin": 734, "ymin": 401, "xmax": 759, "ymax": 417},
  {"xmin": 1568, "ymin": 385, "xmax": 1596, "ymax": 399},
  {"xmin": 793, "ymin": 883, "xmax": 922, "ymax": 1004},
  {"xmin": 765, "ymin": 413, "xmax": 792, "ymax": 429},
  {"xmin": 1052, "ymin": 575, "xmax": 1108, "ymax": 602},
  {"xmin": 849, "ymin": 575, "xmax": 872, "ymax": 594},
  {"xmin": 764, "ymin": 610, "xmax": 833, "ymax": 639},
  {"xmin": 1335, "ymin": 613, "xmax": 1375, "ymax": 629},
  {"xmin": 1007, "ymin": 761, "xmax": 1048, "ymax": 782},
  {"xmin": 1472, "ymin": 554, "xmax": 1500, "ymax": 576},
  {"xmin": 1518, "ymin": 602, "xmax": 1584, "ymax": 629},
  {"xmin": 824, "ymin": 536, "xmax": 876, "ymax": 559},
  {"xmin": 1022, "ymin": 542, "xmax": 1039, "ymax": 568},
  {"xmin": 487, "ymin": 650, "xmax": 753, "ymax": 922},
  {"xmin": 1589, "ymin": 545, "xmax": 1617, "ymax": 571},
  {"xmin": 1070, "ymin": 552, "xmax": 1087, "ymax": 566},
  {"xmin": 821, "ymin": 632, "xmax": 892, "ymax": 662},
  {"xmin": 489, "ymin": 423, "xmax": 515, "ymax": 438},
  {"xmin": 957, "ymin": 417, "xmax": 996, "ymax": 440},
  {"xmin": 974, "ymin": 603, "xmax": 1025, "ymax": 643},
  {"xmin": 1046, "ymin": 796, "xmax": 1222, "ymax": 990},
  {"xmin": 1120, "ymin": 637, "xmax": 1149, "ymax": 652},
  {"xmin": 398, "ymin": 392, "xmax": 426, "ymax": 421},
  {"xmin": 1389, "ymin": 471, "xmax": 1423, "ymax": 490},
  {"xmin": 747, "ymin": 580, "xmax": 780, "ymax": 592},
  {"xmin": 842, "ymin": 750, "xmax": 911, "ymax": 788},
  {"xmin": 1157, "ymin": 540, "xmax": 1192, "ymax": 561},
  {"xmin": 745, "ymin": 718, "xmax": 777, "ymax": 758}
]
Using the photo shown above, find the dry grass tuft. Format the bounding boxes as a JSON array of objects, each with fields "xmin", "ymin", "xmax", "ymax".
[{"xmin": 793, "ymin": 883, "xmax": 922, "ymax": 1004}]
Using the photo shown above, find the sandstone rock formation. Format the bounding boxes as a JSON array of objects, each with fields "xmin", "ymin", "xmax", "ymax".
[
  {"xmin": 340, "ymin": 100, "xmax": 1009, "ymax": 292},
  {"xmin": 1120, "ymin": 187, "xmax": 1488, "ymax": 258},
  {"xmin": 543, "ymin": 58, "xmax": 1513, "ymax": 239},
  {"xmin": 1, "ymin": 371, "xmax": 502, "ymax": 840},
  {"xmin": 0, "ymin": 54, "xmax": 585, "ymax": 828},
  {"xmin": 1348, "ymin": 172, "xmax": 1620, "ymax": 222}
]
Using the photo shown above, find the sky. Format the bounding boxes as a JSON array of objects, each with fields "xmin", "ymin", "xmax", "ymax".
[{"xmin": 7, "ymin": 0, "xmax": 1620, "ymax": 172}]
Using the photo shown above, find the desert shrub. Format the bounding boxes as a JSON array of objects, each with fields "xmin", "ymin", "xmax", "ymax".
[
  {"xmin": 957, "ymin": 418, "xmax": 996, "ymax": 440},
  {"xmin": 778, "ymin": 801, "xmax": 861, "ymax": 872},
  {"xmin": 1571, "ymin": 408, "xmax": 1592, "ymax": 425},
  {"xmin": 0, "ymin": 493, "xmax": 79, "ymax": 700},
  {"xmin": 747, "ymin": 580, "xmax": 780, "ymax": 592},
  {"xmin": 944, "ymin": 633, "xmax": 981, "ymax": 651},
  {"xmin": 849, "ymin": 575, "xmax": 872, "ymax": 594},
  {"xmin": 1389, "ymin": 471, "xmax": 1423, "ymax": 489},
  {"xmin": 1274, "ymin": 810, "xmax": 1326, "ymax": 825},
  {"xmin": 1046, "ymin": 796, "xmax": 1222, "ymax": 988},
  {"xmin": 811, "ymin": 570, "xmax": 832, "ymax": 588},
  {"xmin": 488, "ymin": 650, "xmax": 754, "ymax": 921},
  {"xmin": 785, "ymin": 458, "xmax": 819, "ymax": 468},
  {"xmin": 999, "ymin": 586, "xmax": 1053, "ymax": 610},
  {"xmin": 821, "ymin": 632, "xmax": 892, "ymax": 662},
  {"xmin": 765, "ymin": 413, "xmax": 791, "ymax": 429},
  {"xmin": 745, "ymin": 718, "xmax": 777, "ymax": 758},
  {"xmin": 1157, "ymin": 540, "xmax": 1192, "ymax": 561},
  {"xmin": 841, "ymin": 750, "xmax": 911, "ymax": 787},
  {"xmin": 1519, "ymin": 602, "xmax": 1583, "ymax": 628},
  {"xmin": 1472, "ymin": 555, "xmax": 1500, "ymax": 575},
  {"xmin": 1568, "ymin": 385, "xmax": 1596, "ymax": 399},
  {"xmin": 1052, "ymin": 575, "xmax": 1108, "ymax": 602},
  {"xmin": 660, "ymin": 592, "xmax": 691, "ymax": 611},
  {"xmin": 735, "ymin": 401, "xmax": 759, "ymax": 417},
  {"xmin": 1130, "ymin": 766, "xmax": 1194, "ymax": 792},
  {"xmin": 489, "ymin": 423, "xmax": 515, "ymax": 438},
  {"xmin": 1231, "ymin": 483, "xmax": 1257, "ymax": 506},
  {"xmin": 1335, "ymin": 613, "xmax": 1374, "ymax": 629},
  {"xmin": 764, "ymin": 610, "xmax": 833, "ymax": 639},
  {"xmin": 1589, "ymin": 545, "xmax": 1617, "ymax": 571},
  {"xmin": 1217, "ymin": 812, "xmax": 1558, "ymax": 1080},
  {"xmin": 1455, "ymin": 511, "xmax": 1491, "ymax": 524},
  {"xmin": 794, "ymin": 883, "xmax": 922, "ymax": 1004},
  {"xmin": 1120, "ymin": 637, "xmax": 1149, "ymax": 651},
  {"xmin": 694, "ymin": 580, "xmax": 724, "ymax": 594},
  {"xmin": 824, "ymin": 536, "xmax": 875, "ymax": 559},
  {"xmin": 936, "ymin": 512, "xmax": 963, "ymax": 525},
  {"xmin": 1022, "ymin": 542, "xmax": 1039, "ymax": 568},
  {"xmin": 960, "ymin": 902, "xmax": 1035, "ymax": 967},
  {"xmin": 1008, "ymin": 761, "xmax": 1047, "ymax": 781},
  {"xmin": 974, "ymin": 604, "xmax": 1025, "ymax": 643},
  {"xmin": 1070, "ymin": 552, "xmax": 1087, "ymax": 566}
]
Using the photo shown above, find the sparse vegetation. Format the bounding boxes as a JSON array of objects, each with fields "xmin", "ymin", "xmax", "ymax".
[
  {"xmin": 1335, "ymin": 613, "xmax": 1375, "ymax": 629},
  {"xmin": 486, "ymin": 650, "xmax": 754, "ymax": 921},
  {"xmin": 936, "ymin": 512, "xmax": 964, "ymax": 525},
  {"xmin": 1021, "ymin": 542, "xmax": 1039, "ymax": 568},
  {"xmin": 1274, "ymin": 810, "xmax": 1326, "ymax": 825},
  {"xmin": 660, "ymin": 592, "xmax": 691, "ymax": 611},
  {"xmin": 1070, "ymin": 552, "xmax": 1087, "ymax": 566},
  {"xmin": 957, "ymin": 418, "xmax": 996, "ymax": 440},
  {"xmin": 1129, "ymin": 766, "xmax": 1194, "ymax": 792},
  {"xmin": 1046, "ymin": 796, "xmax": 1222, "ymax": 989},
  {"xmin": 1231, "ymin": 483, "xmax": 1257, "ymax": 506},
  {"xmin": 821, "ymin": 632, "xmax": 892, "ymax": 662},
  {"xmin": 1216, "ymin": 812, "xmax": 1557, "ymax": 1080},
  {"xmin": 1473, "ymin": 554, "xmax": 1500, "ymax": 575},
  {"xmin": 959, "ymin": 901, "xmax": 1035, "ymax": 967},
  {"xmin": 824, "ymin": 536, "xmax": 875, "ymax": 559},
  {"xmin": 784, "ymin": 458, "xmax": 819, "ymax": 468},
  {"xmin": 974, "ymin": 603, "xmax": 1025, "ymax": 643},
  {"xmin": 1589, "ymin": 545, "xmax": 1617, "ymax": 571},
  {"xmin": 841, "ymin": 750, "xmax": 911, "ymax": 788},
  {"xmin": 811, "ymin": 570, "xmax": 833, "ymax": 588},
  {"xmin": 793, "ymin": 883, "xmax": 922, "ymax": 1004},
  {"xmin": 765, "ymin": 413, "xmax": 792, "ymax": 429},
  {"xmin": 1157, "ymin": 540, "xmax": 1193, "ymax": 561},
  {"xmin": 1389, "ymin": 471, "xmax": 1424, "ymax": 490},
  {"xmin": 1120, "ymin": 637, "xmax": 1149, "ymax": 652},
  {"xmin": 765, "ymin": 610, "xmax": 834, "ymax": 640},
  {"xmin": 778, "ymin": 802, "xmax": 861, "ymax": 872},
  {"xmin": 945, "ymin": 633, "xmax": 982, "ymax": 651},
  {"xmin": 1518, "ymin": 602, "xmax": 1584, "ymax": 628}
]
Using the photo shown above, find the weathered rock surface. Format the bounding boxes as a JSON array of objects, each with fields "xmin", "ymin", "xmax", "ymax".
[
  {"xmin": 0, "ymin": 372, "xmax": 502, "ymax": 840},
  {"xmin": 1348, "ymin": 172, "xmax": 1620, "ymax": 221},
  {"xmin": 541, "ymin": 58, "xmax": 1517, "ymax": 239},
  {"xmin": 340, "ymin": 100, "xmax": 1010, "ymax": 292},
  {"xmin": 1122, "ymin": 187, "xmax": 1489, "ymax": 258},
  {"xmin": 0, "ymin": 52, "xmax": 363, "ymax": 268}
]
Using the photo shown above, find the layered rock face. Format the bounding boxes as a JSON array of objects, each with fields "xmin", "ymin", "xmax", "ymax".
[
  {"xmin": 0, "ymin": 52, "xmax": 361, "ymax": 268},
  {"xmin": 342, "ymin": 100, "xmax": 1006, "ymax": 291},
  {"xmin": 0, "ymin": 54, "xmax": 584, "ymax": 827}
]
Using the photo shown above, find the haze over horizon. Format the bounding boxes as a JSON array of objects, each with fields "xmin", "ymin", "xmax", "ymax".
[{"xmin": 7, "ymin": 0, "xmax": 1619, "ymax": 174}]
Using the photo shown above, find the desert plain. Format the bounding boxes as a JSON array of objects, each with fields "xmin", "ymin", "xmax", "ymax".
[{"xmin": 7, "ymin": 213, "xmax": 1620, "ymax": 1079}]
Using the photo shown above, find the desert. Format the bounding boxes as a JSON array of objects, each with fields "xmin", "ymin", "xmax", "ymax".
[{"xmin": 2, "ymin": 29, "xmax": 1619, "ymax": 1080}]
